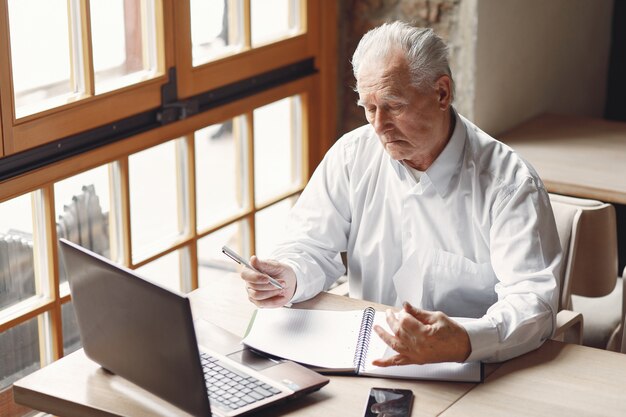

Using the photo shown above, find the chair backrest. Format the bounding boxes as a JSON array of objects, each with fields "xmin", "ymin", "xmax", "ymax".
[{"xmin": 549, "ymin": 193, "xmax": 618, "ymax": 311}]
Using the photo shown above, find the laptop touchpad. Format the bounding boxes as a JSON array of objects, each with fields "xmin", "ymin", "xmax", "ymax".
[{"xmin": 227, "ymin": 349, "xmax": 280, "ymax": 371}]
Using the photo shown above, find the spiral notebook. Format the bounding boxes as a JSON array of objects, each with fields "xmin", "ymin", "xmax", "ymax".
[{"xmin": 242, "ymin": 307, "xmax": 483, "ymax": 382}]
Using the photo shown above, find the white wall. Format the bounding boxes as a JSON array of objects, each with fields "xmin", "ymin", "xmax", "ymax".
[{"xmin": 473, "ymin": 0, "xmax": 614, "ymax": 136}]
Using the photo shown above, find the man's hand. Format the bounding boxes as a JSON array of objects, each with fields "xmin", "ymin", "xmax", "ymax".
[
  {"xmin": 240, "ymin": 256, "xmax": 296, "ymax": 308},
  {"xmin": 372, "ymin": 302, "xmax": 471, "ymax": 366}
]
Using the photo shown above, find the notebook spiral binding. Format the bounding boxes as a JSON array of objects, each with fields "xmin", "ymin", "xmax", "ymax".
[{"xmin": 353, "ymin": 306, "xmax": 376, "ymax": 372}]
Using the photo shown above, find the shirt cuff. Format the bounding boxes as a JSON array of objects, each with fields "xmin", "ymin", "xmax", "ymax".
[
  {"xmin": 456, "ymin": 317, "xmax": 500, "ymax": 362},
  {"xmin": 279, "ymin": 258, "xmax": 309, "ymax": 304}
]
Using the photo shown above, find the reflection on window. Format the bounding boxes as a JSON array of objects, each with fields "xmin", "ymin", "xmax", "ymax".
[
  {"xmin": 129, "ymin": 140, "xmax": 184, "ymax": 262},
  {"xmin": 0, "ymin": 194, "xmax": 36, "ymax": 311},
  {"xmin": 251, "ymin": 0, "xmax": 300, "ymax": 47},
  {"xmin": 0, "ymin": 314, "xmax": 43, "ymax": 390},
  {"xmin": 62, "ymin": 302, "xmax": 82, "ymax": 356},
  {"xmin": 254, "ymin": 196, "xmax": 297, "ymax": 258},
  {"xmin": 135, "ymin": 249, "xmax": 185, "ymax": 293},
  {"xmin": 197, "ymin": 220, "xmax": 249, "ymax": 287},
  {"xmin": 8, "ymin": 0, "xmax": 76, "ymax": 117},
  {"xmin": 90, "ymin": 0, "xmax": 159, "ymax": 93},
  {"xmin": 54, "ymin": 166, "xmax": 112, "ymax": 286},
  {"xmin": 195, "ymin": 119, "xmax": 247, "ymax": 231},
  {"xmin": 191, "ymin": 0, "xmax": 244, "ymax": 66},
  {"xmin": 254, "ymin": 96, "xmax": 302, "ymax": 205}
]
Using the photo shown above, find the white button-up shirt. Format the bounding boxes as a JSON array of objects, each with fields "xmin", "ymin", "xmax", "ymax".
[{"xmin": 272, "ymin": 112, "xmax": 561, "ymax": 363}]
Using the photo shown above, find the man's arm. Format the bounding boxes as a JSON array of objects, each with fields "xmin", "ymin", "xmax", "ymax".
[{"xmin": 462, "ymin": 179, "xmax": 561, "ymax": 362}]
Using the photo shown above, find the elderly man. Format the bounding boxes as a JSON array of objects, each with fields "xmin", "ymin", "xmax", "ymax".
[{"xmin": 241, "ymin": 21, "xmax": 561, "ymax": 365}]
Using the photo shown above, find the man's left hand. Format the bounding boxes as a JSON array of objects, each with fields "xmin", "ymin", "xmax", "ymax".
[{"xmin": 372, "ymin": 302, "xmax": 471, "ymax": 366}]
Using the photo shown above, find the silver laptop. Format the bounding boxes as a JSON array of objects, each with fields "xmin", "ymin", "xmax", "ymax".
[{"xmin": 59, "ymin": 238, "xmax": 329, "ymax": 417}]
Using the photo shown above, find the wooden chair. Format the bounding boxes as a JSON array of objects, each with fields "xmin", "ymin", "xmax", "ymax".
[{"xmin": 550, "ymin": 193, "xmax": 619, "ymax": 346}]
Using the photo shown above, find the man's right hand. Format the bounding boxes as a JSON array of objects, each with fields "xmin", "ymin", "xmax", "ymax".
[
  {"xmin": 240, "ymin": 256, "xmax": 297, "ymax": 307},
  {"xmin": 371, "ymin": 302, "xmax": 471, "ymax": 365}
]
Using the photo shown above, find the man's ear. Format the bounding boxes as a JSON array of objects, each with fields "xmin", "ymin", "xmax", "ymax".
[{"xmin": 435, "ymin": 75, "xmax": 452, "ymax": 110}]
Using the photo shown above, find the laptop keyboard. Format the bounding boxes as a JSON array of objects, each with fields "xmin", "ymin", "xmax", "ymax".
[{"xmin": 200, "ymin": 352, "xmax": 281, "ymax": 411}]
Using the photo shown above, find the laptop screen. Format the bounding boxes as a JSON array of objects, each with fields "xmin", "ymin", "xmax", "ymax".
[{"xmin": 59, "ymin": 238, "xmax": 211, "ymax": 416}]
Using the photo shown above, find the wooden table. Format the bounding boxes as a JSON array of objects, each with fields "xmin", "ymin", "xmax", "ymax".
[
  {"xmin": 12, "ymin": 273, "xmax": 478, "ymax": 417},
  {"xmin": 440, "ymin": 340, "xmax": 626, "ymax": 417},
  {"xmin": 500, "ymin": 113, "xmax": 626, "ymax": 204},
  {"xmin": 13, "ymin": 272, "xmax": 626, "ymax": 416}
]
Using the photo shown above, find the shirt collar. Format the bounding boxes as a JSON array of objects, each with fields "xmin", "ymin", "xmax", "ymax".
[
  {"xmin": 422, "ymin": 108, "xmax": 466, "ymax": 197},
  {"xmin": 386, "ymin": 108, "xmax": 466, "ymax": 193}
]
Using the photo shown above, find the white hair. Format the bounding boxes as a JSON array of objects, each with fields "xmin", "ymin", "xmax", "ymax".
[{"xmin": 352, "ymin": 21, "xmax": 455, "ymax": 100}]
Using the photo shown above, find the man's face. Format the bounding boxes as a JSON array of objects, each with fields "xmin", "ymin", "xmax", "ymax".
[{"xmin": 356, "ymin": 51, "xmax": 449, "ymax": 169}]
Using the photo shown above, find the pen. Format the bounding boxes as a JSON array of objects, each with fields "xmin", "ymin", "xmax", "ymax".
[{"xmin": 221, "ymin": 245, "xmax": 285, "ymax": 290}]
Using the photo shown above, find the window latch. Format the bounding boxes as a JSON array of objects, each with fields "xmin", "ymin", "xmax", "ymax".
[
  {"xmin": 156, "ymin": 67, "xmax": 198, "ymax": 125},
  {"xmin": 156, "ymin": 100, "xmax": 199, "ymax": 125}
]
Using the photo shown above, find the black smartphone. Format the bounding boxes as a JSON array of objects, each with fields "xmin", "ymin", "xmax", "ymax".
[{"xmin": 362, "ymin": 387, "xmax": 414, "ymax": 417}]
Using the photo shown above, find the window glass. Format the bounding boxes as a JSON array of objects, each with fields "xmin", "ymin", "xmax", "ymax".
[
  {"xmin": 250, "ymin": 0, "xmax": 300, "ymax": 47},
  {"xmin": 0, "ymin": 194, "xmax": 37, "ymax": 311},
  {"xmin": 191, "ymin": 0, "xmax": 244, "ymax": 66},
  {"xmin": 8, "ymin": 0, "xmax": 76, "ymax": 118},
  {"xmin": 54, "ymin": 165, "xmax": 112, "ymax": 281},
  {"xmin": 254, "ymin": 196, "xmax": 297, "ymax": 258},
  {"xmin": 135, "ymin": 250, "xmax": 184, "ymax": 292},
  {"xmin": 62, "ymin": 301, "xmax": 81, "ymax": 356},
  {"xmin": 254, "ymin": 96, "xmax": 302, "ymax": 205},
  {"xmin": 197, "ymin": 220, "xmax": 249, "ymax": 287},
  {"xmin": 0, "ymin": 314, "xmax": 44, "ymax": 390},
  {"xmin": 195, "ymin": 118, "xmax": 247, "ymax": 231},
  {"xmin": 129, "ymin": 140, "xmax": 184, "ymax": 263},
  {"xmin": 90, "ymin": 0, "xmax": 159, "ymax": 93}
]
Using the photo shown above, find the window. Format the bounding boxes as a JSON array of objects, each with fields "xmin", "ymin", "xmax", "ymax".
[
  {"xmin": 190, "ymin": 0, "xmax": 244, "ymax": 66},
  {"xmin": 136, "ymin": 248, "xmax": 188, "ymax": 292},
  {"xmin": 129, "ymin": 139, "xmax": 185, "ymax": 262},
  {"xmin": 197, "ymin": 220, "xmax": 248, "ymax": 286},
  {"xmin": 250, "ymin": 0, "xmax": 301, "ymax": 47},
  {"xmin": 8, "ymin": 0, "xmax": 161, "ymax": 117},
  {"xmin": 193, "ymin": 91, "xmax": 305, "ymax": 285},
  {"xmin": 253, "ymin": 96, "xmax": 303, "ymax": 205},
  {"xmin": 0, "ymin": 82, "xmax": 316, "ymax": 415},
  {"xmin": 0, "ymin": 314, "xmax": 50, "ymax": 389},
  {"xmin": 7, "ymin": 0, "xmax": 161, "ymax": 118},
  {"xmin": 255, "ymin": 195, "xmax": 297, "ymax": 257},
  {"xmin": 173, "ymin": 0, "xmax": 317, "ymax": 97},
  {"xmin": 8, "ymin": 0, "xmax": 75, "ymax": 117},
  {"xmin": 0, "ymin": 1, "xmax": 337, "ymax": 415},
  {"xmin": 54, "ymin": 166, "xmax": 112, "ymax": 268},
  {"xmin": 195, "ymin": 118, "xmax": 248, "ymax": 231},
  {"xmin": 1, "ymin": 0, "xmax": 167, "ymax": 153},
  {"xmin": 0, "ymin": 194, "xmax": 38, "ymax": 313},
  {"xmin": 189, "ymin": 0, "xmax": 302, "ymax": 68},
  {"xmin": 61, "ymin": 301, "xmax": 81, "ymax": 356},
  {"xmin": 90, "ymin": 0, "xmax": 160, "ymax": 94},
  {"xmin": 0, "ymin": 192, "xmax": 53, "ymax": 401}
]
